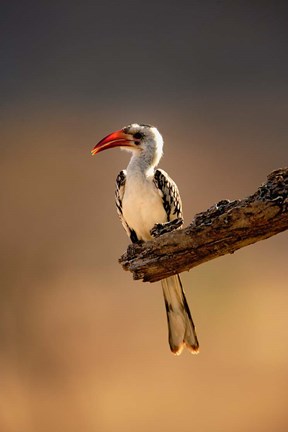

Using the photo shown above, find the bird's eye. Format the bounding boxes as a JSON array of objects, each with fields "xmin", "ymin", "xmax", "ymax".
[{"xmin": 133, "ymin": 132, "xmax": 144, "ymax": 140}]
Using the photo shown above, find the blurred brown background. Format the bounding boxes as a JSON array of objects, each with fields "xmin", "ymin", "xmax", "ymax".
[{"xmin": 1, "ymin": 1, "xmax": 288, "ymax": 431}]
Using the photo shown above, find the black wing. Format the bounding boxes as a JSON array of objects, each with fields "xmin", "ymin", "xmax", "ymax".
[
  {"xmin": 115, "ymin": 170, "xmax": 139, "ymax": 243},
  {"xmin": 153, "ymin": 169, "xmax": 183, "ymax": 222}
]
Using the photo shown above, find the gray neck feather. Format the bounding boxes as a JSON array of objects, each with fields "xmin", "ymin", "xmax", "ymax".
[{"xmin": 127, "ymin": 144, "xmax": 162, "ymax": 176}]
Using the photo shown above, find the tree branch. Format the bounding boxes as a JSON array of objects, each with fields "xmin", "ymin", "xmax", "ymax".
[{"xmin": 119, "ymin": 168, "xmax": 288, "ymax": 282}]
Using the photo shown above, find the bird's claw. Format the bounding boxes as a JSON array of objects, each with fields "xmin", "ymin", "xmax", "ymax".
[{"xmin": 150, "ymin": 218, "xmax": 184, "ymax": 238}]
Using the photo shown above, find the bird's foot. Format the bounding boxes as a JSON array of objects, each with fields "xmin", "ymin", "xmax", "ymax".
[{"xmin": 150, "ymin": 218, "xmax": 184, "ymax": 238}]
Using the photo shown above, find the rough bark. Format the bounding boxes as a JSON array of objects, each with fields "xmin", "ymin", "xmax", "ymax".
[{"xmin": 119, "ymin": 168, "xmax": 288, "ymax": 282}]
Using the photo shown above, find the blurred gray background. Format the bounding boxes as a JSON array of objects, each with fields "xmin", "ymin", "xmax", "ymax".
[{"xmin": 1, "ymin": 1, "xmax": 288, "ymax": 431}]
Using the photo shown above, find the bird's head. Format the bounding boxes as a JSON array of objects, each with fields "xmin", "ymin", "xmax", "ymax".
[{"xmin": 91, "ymin": 123, "xmax": 164, "ymax": 166}]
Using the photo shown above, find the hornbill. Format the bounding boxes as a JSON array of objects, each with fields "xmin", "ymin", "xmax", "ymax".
[{"xmin": 91, "ymin": 123, "xmax": 199, "ymax": 355}]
